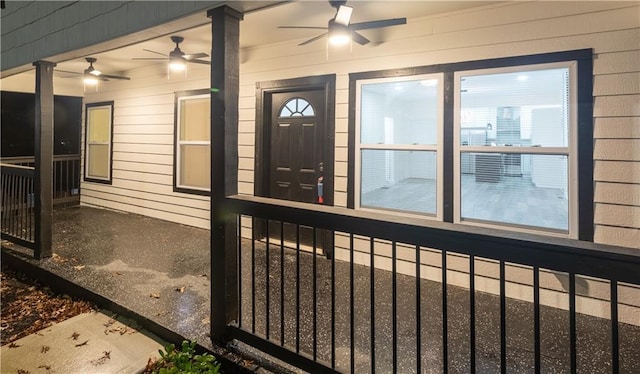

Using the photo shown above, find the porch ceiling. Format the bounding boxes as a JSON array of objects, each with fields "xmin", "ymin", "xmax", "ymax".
[{"xmin": 3, "ymin": 1, "xmax": 497, "ymax": 87}]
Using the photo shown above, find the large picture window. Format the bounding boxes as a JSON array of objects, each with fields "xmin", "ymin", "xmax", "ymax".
[
  {"xmin": 350, "ymin": 50, "xmax": 593, "ymax": 240},
  {"xmin": 355, "ymin": 75, "xmax": 443, "ymax": 218},
  {"xmin": 84, "ymin": 102, "xmax": 113, "ymax": 183},
  {"xmin": 174, "ymin": 90, "xmax": 210, "ymax": 194}
]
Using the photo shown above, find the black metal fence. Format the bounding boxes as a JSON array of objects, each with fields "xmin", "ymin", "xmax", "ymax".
[
  {"xmin": 221, "ymin": 195, "xmax": 640, "ymax": 374},
  {"xmin": 1, "ymin": 163, "xmax": 36, "ymax": 248},
  {"xmin": 1, "ymin": 155, "xmax": 80, "ymax": 205}
]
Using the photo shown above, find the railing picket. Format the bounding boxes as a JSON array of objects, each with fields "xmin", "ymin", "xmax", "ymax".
[
  {"xmin": 392, "ymin": 241, "xmax": 398, "ymax": 373},
  {"xmin": 569, "ymin": 273, "xmax": 576, "ymax": 374},
  {"xmin": 280, "ymin": 221, "xmax": 285, "ymax": 346},
  {"xmin": 349, "ymin": 233, "xmax": 355, "ymax": 373},
  {"xmin": 312, "ymin": 227, "xmax": 318, "ymax": 361},
  {"xmin": 534, "ymin": 267, "xmax": 541, "ymax": 374},
  {"xmin": 251, "ymin": 218, "xmax": 256, "ymax": 334},
  {"xmin": 416, "ymin": 245, "xmax": 422, "ymax": 374},
  {"xmin": 238, "ymin": 216, "xmax": 243, "ymax": 329},
  {"xmin": 500, "ymin": 260, "xmax": 507, "ymax": 374},
  {"xmin": 331, "ymin": 230, "xmax": 336, "ymax": 368},
  {"xmin": 370, "ymin": 237, "xmax": 376, "ymax": 373},
  {"xmin": 442, "ymin": 250, "xmax": 448, "ymax": 373},
  {"xmin": 470, "ymin": 255, "xmax": 476, "ymax": 374},
  {"xmin": 266, "ymin": 222, "xmax": 271, "ymax": 340},
  {"xmin": 611, "ymin": 280, "xmax": 619, "ymax": 374},
  {"xmin": 295, "ymin": 224, "xmax": 301, "ymax": 353}
]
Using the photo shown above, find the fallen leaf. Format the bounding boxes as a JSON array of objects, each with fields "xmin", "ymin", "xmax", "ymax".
[
  {"xmin": 8, "ymin": 342, "xmax": 21, "ymax": 348},
  {"xmin": 73, "ymin": 265, "xmax": 85, "ymax": 270},
  {"xmin": 17, "ymin": 370, "xmax": 30, "ymax": 374},
  {"xmin": 41, "ymin": 345, "xmax": 50, "ymax": 353},
  {"xmin": 90, "ymin": 351, "xmax": 111, "ymax": 366},
  {"xmin": 71, "ymin": 332, "xmax": 80, "ymax": 340},
  {"xmin": 37, "ymin": 365, "xmax": 51, "ymax": 370},
  {"xmin": 150, "ymin": 293, "xmax": 160, "ymax": 299},
  {"xmin": 75, "ymin": 339, "xmax": 89, "ymax": 347},
  {"xmin": 176, "ymin": 286, "xmax": 185, "ymax": 293}
]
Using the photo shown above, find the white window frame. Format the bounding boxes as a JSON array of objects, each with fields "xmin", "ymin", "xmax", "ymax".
[
  {"xmin": 84, "ymin": 102, "xmax": 113, "ymax": 183},
  {"xmin": 176, "ymin": 93, "xmax": 211, "ymax": 192},
  {"xmin": 354, "ymin": 73, "xmax": 444, "ymax": 220},
  {"xmin": 453, "ymin": 61, "xmax": 578, "ymax": 238}
]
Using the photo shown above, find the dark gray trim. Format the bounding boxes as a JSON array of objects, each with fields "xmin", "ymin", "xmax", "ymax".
[
  {"xmin": 347, "ymin": 49, "xmax": 594, "ymax": 240},
  {"xmin": 33, "ymin": 60, "xmax": 56, "ymax": 259},
  {"xmin": 254, "ymin": 74, "xmax": 337, "ymax": 206},
  {"xmin": 173, "ymin": 88, "xmax": 211, "ymax": 196},
  {"xmin": 208, "ymin": 4, "xmax": 242, "ymax": 345},
  {"xmin": 83, "ymin": 101, "xmax": 114, "ymax": 185}
]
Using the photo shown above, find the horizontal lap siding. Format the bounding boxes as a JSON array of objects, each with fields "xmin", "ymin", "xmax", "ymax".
[
  {"xmin": 240, "ymin": 1, "xmax": 640, "ymax": 249},
  {"xmin": 80, "ymin": 64, "xmax": 211, "ymax": 229},
  {"xmin": 238, "ymin": 1, "xmax": 640, "ymax": 324}
]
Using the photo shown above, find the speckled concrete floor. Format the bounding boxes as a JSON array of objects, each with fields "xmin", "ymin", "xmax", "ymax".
[{"xmin": 2, "ymin": 205, "xmax": 639, "ymax": 373}]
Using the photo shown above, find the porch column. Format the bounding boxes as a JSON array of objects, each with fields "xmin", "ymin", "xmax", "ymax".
[
  {"xmin": 33, "ymin": 60, "xmax": 56, "ymax": 259},
  {"xmin": 208, "ymin": 5, "xmax": 243, "ymax": 343}
]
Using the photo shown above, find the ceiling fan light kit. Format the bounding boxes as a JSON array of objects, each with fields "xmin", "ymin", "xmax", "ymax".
[
  {"xmin": 279, "ymin": 0, "xmax": 407, "ymax": 47},
  {"xmin": 133, "ymin": 35, "xmax": 210, "ymax": 78}
]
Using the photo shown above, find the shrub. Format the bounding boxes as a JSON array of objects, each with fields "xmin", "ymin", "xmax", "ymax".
[{"xmin": 145, "ymin": 340, "xmax": 221, "ymax": 374}]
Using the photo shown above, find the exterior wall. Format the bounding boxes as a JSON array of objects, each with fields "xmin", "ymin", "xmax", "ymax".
[
  {"xmin": 79, "ymin": 64, "xmax": 211, "ymax": 229},
  {"xmin": 237, "ymin": 0, "xmax": 639, "ymax": 246},
  {"xmin": 235, "ymin": 1, "xmax": 640, "ymax": 324}
]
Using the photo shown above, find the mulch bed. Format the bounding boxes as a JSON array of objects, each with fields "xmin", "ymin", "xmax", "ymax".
[{"xmin": 1, "ymin": 265, "xmax": 96, "ymax": 346}]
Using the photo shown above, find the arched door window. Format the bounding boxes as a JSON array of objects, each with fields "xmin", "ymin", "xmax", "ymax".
[{"xmin": 279, "ymin": 97, "xmax": 315, "ymax": 117}]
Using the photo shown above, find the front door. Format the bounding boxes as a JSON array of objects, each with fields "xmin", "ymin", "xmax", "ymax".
[
  {"xmin": 256, "ymin": 76, "xmax": 335, "ymax": 253},
  {"xmin": 269, "ymin": 90, "xmax": 325, "ymax": 204}
]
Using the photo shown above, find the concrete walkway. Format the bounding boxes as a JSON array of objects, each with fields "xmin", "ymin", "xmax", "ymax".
[{"xmin": 1, "ymin": 310, "xmax": 166, "ymax": 374}]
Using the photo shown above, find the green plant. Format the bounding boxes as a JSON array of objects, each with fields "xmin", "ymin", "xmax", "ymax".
[{"xmin": 149, "ymin": 340, "xmax": 221, "ymax": 374}]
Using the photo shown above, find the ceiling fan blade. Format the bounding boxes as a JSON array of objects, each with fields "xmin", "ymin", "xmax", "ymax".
[
  {"xmin": 279, "ymin": 26, "xmax": 328, "ymax": 30},
  {"xmin": 99, "ymin": 74, "xmax": 131, "ymax": 80},
  {"xmin": 188, "ymin": 59, "xmax": 211, "ymax": 65},
  {"xmin": 351, "ymin": 31, "xmax": 370, "ymax": 45},
  {"xmin": 143, "ymin": 49, "xmax": 167, "ymax": 57},
  {"xmin": 299, "ymin": 32, "xmax": 328, "ymax": 46},
  {"xmin": 55, "ymin": 70, "xmax": 81, "ymax": 75},
  {"xmin": 334, "ymin": 5, "xmax": 353, "ymax": 26},
  {"xmin": 350, "ymin": 18, "xmax": 407, "ymax": 31},
  {"xmin": 183, "ymin": 52, "xmax": 209, "ymax": 60},
  {"xmin": 132, "ymin": 57, "xmax": 169, "ymax": 61}
]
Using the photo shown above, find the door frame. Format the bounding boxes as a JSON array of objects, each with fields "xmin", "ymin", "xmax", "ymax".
[{"xmin": 254, "ymin": 74, "xmax": 336, "ymax": 205}]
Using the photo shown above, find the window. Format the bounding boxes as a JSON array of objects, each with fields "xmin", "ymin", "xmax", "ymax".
[
  {"xmin": 84, "ymin": 102, "xmax": 113, "ymax": 183},
  {"xmin": 455, "ymin": 63, "xmax": 575, "ymax": 235},
  {"xmin": 174, "ymin": 90, "xmax": 210, "ymax": 194},
  {"xmin": 350, "ymin": 50, "xmax": 593, "ymax": 239},
  {"xmin": 280, "ymin": 98, "xmax": 315, "ymax": 117},
  {"xmin": 355, "ymin": 75, "xmax": 443, "ymax": 218}
]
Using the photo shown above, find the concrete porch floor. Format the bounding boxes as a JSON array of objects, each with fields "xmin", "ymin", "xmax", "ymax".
[{"xmin": 1, "ymin": 205, "xmax": 639, "ymax": 373}]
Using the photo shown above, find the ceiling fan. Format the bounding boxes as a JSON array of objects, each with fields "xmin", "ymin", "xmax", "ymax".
[
  {"xmin": 133, "ymin": 35, "xmax": 210, "ymax": 69},
  {"xmin": 279, "ymin": 0, "xmax": 407, "ymax": 46},
  {"xmin": 57, "ymin": 57, "xmax": 131, "ymax": 83}
]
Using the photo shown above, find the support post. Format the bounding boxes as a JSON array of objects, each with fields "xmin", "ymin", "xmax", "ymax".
[
  {"xmin": 208, "ymin": 5, "xmax": 243, "ymax": 344},
  {"xmin": 33, "ymin": 60, "xmax": 56, "ymax": 259}
]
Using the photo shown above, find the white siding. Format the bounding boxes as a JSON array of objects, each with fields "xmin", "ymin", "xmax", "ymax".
[
  {"xmin": 236, "ymin": 1, "xmax": 640, "ymax": 323},
  {"xmin": 237, "ymin": 1, "xmax": 640, "ymax": 248},
  {"xmin": 80, "ymin": 63, "xmax": 211, "ymax": 229}
]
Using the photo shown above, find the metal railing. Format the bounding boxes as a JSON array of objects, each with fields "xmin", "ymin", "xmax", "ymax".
[
  {"xmin": 1, "ymin": 155, "xmax": 80, "ymax": 205},
  {"xmin": 220, "ymin": 195, "xmax": 640, "ymax": 373},
  {"xmin": 0, "ymin": 163, "xmax": 36, "ymax": 248}
]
